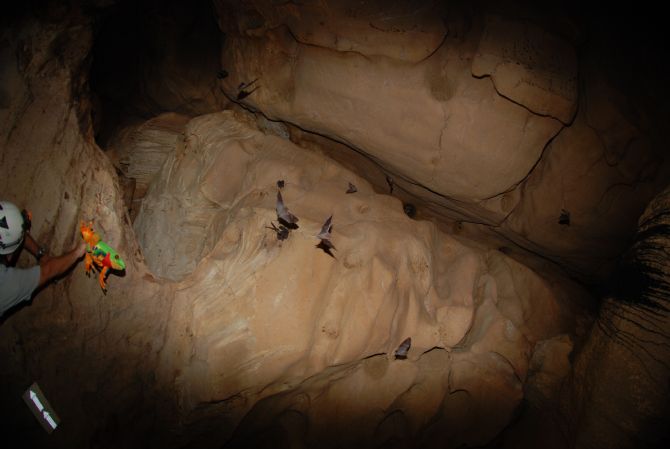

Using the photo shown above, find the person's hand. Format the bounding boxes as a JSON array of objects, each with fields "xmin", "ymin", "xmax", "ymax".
[
  {"xmin": 75, "ymin": 241, "xmax": 87, "ymax": 258},
  {"xmin": 38, "ymin": 241, "xmax": 89, "ymax": 287}
]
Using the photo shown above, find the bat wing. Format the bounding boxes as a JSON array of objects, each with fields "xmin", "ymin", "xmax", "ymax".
[
  {"xmin": 275, "ymin": 192, "xmax": 289, "ymax": 218},
  {"xmin": 316, "ymin": 239, "xmax": 336, "ymax": 257},
  {"xmin": 279, "ymin": 210, "xmax": 299, "ymax": 224},
  {"xmin": 394, "ymin": 337, "xmax": 411, "ymax": 359},
  {"xmin": 276, "ymin": 191, "xmax": 299, "ymax": 224},
  {"xmin": 317, "ymin": 215, "xmax": 333, "ymax": 240}
]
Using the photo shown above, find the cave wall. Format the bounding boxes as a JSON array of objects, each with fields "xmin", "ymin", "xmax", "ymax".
[
  {"xmin": 215, "ymin": 0, "xmax": 670, "ymax": 282},
  {"xmin": 1, "ymin": 1, "xmax": 669, "ymax": 449},
  {"xmin": 0, "ymin": 5, "xmax": 174, "ymax": 448},
  {"xmin": 129, "ymin": 109, "xmax": 587, "ymax": 448},
  {"xmin": 561, "ymin": 185, "xmax": 670, "ymax": 449}
]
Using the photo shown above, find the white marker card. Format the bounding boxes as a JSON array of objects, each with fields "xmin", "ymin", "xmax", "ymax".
[{"xmin": 22, "ymin": 382, "xmax": 60, "ymax": 434}]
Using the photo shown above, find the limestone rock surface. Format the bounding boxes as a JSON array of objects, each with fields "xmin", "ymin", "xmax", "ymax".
[
  {"xmin": 132, "ymin": 111, "xmax": 580, "ymax": 446},
  {"xmin": 472, "ymin": 15, "xmax": 578, "ymax": 124},
  {"xmin": 2, "ymin": 3, "xmax": 668, "ymax": 449},
  {"xmin": 214, "ymin": 0, "xmax": 669, "ymax": 282},
  {"xmin": 216, "ymin": 1, "xmax": 565, "ymax": 202}
]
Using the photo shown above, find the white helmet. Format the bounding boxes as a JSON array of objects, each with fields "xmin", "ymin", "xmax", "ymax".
[{"xmin": 0, "ymin": 201, "xmax": 27, "ymax": 255}]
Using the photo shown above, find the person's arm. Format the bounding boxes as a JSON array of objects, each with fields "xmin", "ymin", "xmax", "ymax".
[
  {"xmin": 38, "ymin": 242, "xmax": 87, "ymax": 287},
  {"xmin": 23, "ymin": 233, "xmax": 41, "ymax": 258},
  {"xmin": 6, "ymin": 233, "xmax": 46, "ymax": 267}
]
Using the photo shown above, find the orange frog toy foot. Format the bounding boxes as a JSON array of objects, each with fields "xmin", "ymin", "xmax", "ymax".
[{"xmin": 80, "ymin": 220, "xmax": 126, "ymax": 292}]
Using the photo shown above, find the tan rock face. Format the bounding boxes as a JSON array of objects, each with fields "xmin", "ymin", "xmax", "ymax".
[
  {"xmin": 472, "ymin": 15, "xmax": 578, "ymax": 124},
  {"xmin": 214, "ymin": 0, "xmax": 669, "ymax": 282},
  {"xmin": 107, "ymin": 112, "xmax": 191, "ymax": 218},
  {"xmin": 502, "ymin": 62, "xmax": 668, "ymax": 278},
  {"xmin": 1, "ymin": 3, "xmax": 667, "ymax": 449},
  {"xmin": 216, "ymin": 0, "xmax": 447, "ymax": 63},
  {"xmin": 132, "ymin": 111, "xmax": 579, "ymax": 445},
  {"xmin": 215, "ymin": 2, "xmax": 565, "ymax": 202}
]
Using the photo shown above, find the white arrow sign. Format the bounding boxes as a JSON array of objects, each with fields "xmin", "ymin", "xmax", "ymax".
[{"xmin": 22, "ymin": 382, "xmax": 60, "ymax": 434}]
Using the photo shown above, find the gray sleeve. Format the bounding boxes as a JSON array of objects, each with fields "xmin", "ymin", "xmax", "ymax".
[{"xmin": 0, "ymin": 265, "xmax": 41, "ymax": 317}]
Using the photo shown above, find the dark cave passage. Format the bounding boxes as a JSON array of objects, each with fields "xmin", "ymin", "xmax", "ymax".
[{"xmin": 89, "ymin": 0, "xmax": 224, "ymax": 148}]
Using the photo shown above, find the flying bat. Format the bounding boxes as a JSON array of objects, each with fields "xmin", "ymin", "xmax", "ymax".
[
  {"xmin": 394, "ymin": 337, "xmax": 411, "ymax": 360},
  {"xmin": 346, "ymin": 182, "xmax": 357, "ymax": 194},
  {"xmin": 316, "ymin": 215, "xmax": 336, "ymax": 257},
  {"xmin": 266, "ymin": 221, "xmax": 289, "ymax": 241},
  {"xmin": 276, "ymin": 190, "xmax": 299, "ymax": 229}
]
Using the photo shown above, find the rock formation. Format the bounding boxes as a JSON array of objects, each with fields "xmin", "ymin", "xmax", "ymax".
[
  {"xmin": 0, "ymin": 1, "xmax": 668, "ymax": 448},
  {"xmin": 216, "ymin": 0, "xmax": 669, "ymax": 281}
]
